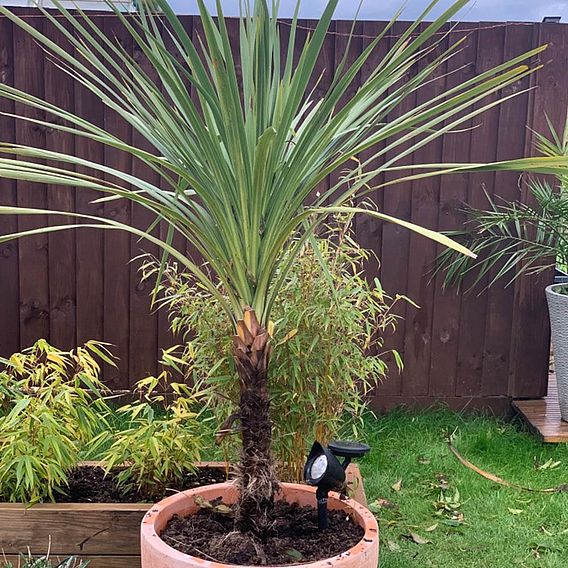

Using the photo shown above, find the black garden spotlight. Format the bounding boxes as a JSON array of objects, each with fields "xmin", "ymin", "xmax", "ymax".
[{"xmin": 304, "ymin": 440, "xmax": 370, "ymax": 530}]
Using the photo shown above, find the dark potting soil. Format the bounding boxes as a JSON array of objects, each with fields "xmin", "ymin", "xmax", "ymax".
[
  {"xmin": 160, "ymin": 500, "xmax": 365, "ymax": 566},
  {"xmin": 56, "ymin": 466, "xmax": 229, "ymax": 503}
]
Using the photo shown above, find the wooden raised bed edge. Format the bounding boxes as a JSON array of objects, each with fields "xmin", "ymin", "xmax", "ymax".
[{"xmin": 0, "ymin": 462, "xmax": 366, "ymax": 568}]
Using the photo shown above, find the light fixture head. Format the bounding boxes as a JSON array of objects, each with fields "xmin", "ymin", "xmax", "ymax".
[
  {"xmin": 543, "ymin": 16, "xmax": 562, "ymax": 23},
  {"xmin": 328, "ymin": 440, "xmax": 371, "ymax": 460},
  {"xmin": 303, "ymin": 441, "xmax": 346, "ymax": 490}
]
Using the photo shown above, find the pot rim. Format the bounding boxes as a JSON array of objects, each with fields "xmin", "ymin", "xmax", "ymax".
[
  {"xmin": 546, "ymin": 283, "xmax": 568, "ymax": 297},
  {"xmin": 141, "ymin": 481, "xmax": 379, "ymax": 568}
]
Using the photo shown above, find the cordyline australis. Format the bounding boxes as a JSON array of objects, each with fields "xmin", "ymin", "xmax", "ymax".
[{"xmin": 0, "ymin": 0, "xmax": 567, "ymax": 537}]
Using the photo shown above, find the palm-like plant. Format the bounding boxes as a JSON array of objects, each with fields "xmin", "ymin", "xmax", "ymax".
[
  {"xmin": 1, "ymin": 0, "xmax": 568, "ymax": 535},
  {"xmin": 438, "ymin": 116, "xmax": 568, "ymax": 289}
]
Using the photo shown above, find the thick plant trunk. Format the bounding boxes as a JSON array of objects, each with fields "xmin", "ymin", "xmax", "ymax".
[{"xmin": 232, "ymin": 308, "xmax": 279, "ymax": 537}]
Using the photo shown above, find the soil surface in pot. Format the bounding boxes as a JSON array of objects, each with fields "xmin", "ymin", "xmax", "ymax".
[
  {"xmin": 56, "ymin": 466, "xmax": 229, "ymax": 503},
  {"xmin": 160, "ymin": 500, "xmax": 365, "ymax": 565}
]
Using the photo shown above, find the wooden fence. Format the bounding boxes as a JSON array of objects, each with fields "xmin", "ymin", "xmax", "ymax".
[{"xmin": 0, "ymin": 10, "xmax": 567, "ymax": 412}]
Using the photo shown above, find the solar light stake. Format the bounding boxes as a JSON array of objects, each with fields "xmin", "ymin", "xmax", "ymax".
[
  {"xmin": 304, "ymin": 440, "xmax": 371, "ymax": 530},
  {"xmin": 316, "ymin": 486, "xmax": 330, "ymax": 530}
]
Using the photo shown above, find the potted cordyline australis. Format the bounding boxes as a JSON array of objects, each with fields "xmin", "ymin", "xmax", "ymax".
[{"xmin": 1, "ymin": 0, "xmax": 568, "ymax": 565}]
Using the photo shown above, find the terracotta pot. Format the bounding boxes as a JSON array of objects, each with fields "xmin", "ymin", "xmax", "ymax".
[{"xmin": 141, "ymin": 482, "xmax": 379, "ymax": 568}]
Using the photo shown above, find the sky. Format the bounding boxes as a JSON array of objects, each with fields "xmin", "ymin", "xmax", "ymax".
[{"xmin": 168, "ymin": 0, "xmax": 568, "ymax": 22}]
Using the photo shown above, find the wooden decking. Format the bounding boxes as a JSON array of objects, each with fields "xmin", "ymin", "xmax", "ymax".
[{"xmin": 513, "ymin": 376, "xmax": 568, "ymax": 443}]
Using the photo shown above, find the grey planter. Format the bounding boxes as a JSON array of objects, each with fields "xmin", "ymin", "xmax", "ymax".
[{"xmin": 546, "ymin": 283, "xmax": 568, "ymax": 422}]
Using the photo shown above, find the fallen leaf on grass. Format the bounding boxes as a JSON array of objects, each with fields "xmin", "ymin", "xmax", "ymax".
[
  {"xmin": 508, "ymin": 508, "xmax": 524, "ymax": 515},
  {"xmin": 424, "ymin": 524, "xmax": 438, "ymax": 532},
  {"xmin": 387, "ymin": 540, "xmax": 401, "ymax": 552},
  {"xmin": 435, "ymin": 488, "xmax": 462, "ymax": 514},
  {"xmin": 391, "ymin": 479, "xmax": 403, "ymax": 492},
  {"xmin": 369, "ymin": 498, "xmax": 399, "ymax": 513},
  {"xmin": 403, "ymin": 531, "xmax": 432, "ymax": 545},
  {"xmin": 537, "ymin": 458, "xmax": 562, "ymax": 471},
  {"xmin": 441, "ymin": 511, "xmax": 465, "ymax": 527},
  {"xmin": 433, "ymin": 473, "xmax": 450, "ymax": 491}
]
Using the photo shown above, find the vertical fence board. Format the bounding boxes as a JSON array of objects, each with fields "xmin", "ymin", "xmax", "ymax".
[
  {"xmin": 455, "ymin": 23, "xmax": 504, "ymax": 397},
  {"xmin": 357, "ymin": 22, "xmax": 390, "ymax": 280},
  {"xmin": 0, "ymin": 16, "xmax": 18, "ymax": 357},
  {"xmin": 481, "ymin": 24, "xmax": 532, "ymax": 397},
  {"xmin": 128, "ymin": 39, "xmax": 160, "ymax": 385},
  {"xmin": 378, "ymin": 21, "xmax": 416, "ymax": 397},
  {"xmin": 45, "ymin": 17, "xmax": 76, "ymax": 351},
  {"xmin": 308, "ymin": 18, "xmax": 335, "ymax": 207},
  {"xmin": 74, "ymin": 14, "xmax": 105, "ymax": 348},
  {"xmin": 403, "ymin": 24, "xmax": 448, "ymax": 397},
  {"xmin": 154, "ymin": 17, "xmax": 192, "ymax": 360},
  {"xmin": 13, "ymin": 13, "xmax": 49, "ymax": 349},
  {"xmin": 428, "ymin": 23, "xmax": 477, "ymax": 397},
  {"xmin": 102, "ymin": 16, "xmax": 132, "ymax": 388},
  {"xmin": 329, "ymin": 20, "xmax": 362, "ymax": 211}
]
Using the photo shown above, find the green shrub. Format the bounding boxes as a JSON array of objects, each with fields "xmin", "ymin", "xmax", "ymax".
[
  {"xmin": 146, "ymin": 219, "xmax": 408, "ymax": 480},
  {"xmin": 1, "ymin": 554, "xmax": 89, "ymax": 567},
  {"xmin": 96, "ymin": 357, "xmax": 208, "ymax": 499},
  {"xmin": 0, "ymin": 339, "xmax": 112, "ymax": 503}
]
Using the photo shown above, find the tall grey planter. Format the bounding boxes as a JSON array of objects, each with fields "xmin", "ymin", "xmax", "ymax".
[{"xmin": 546, "ymin": 284, "xmax": 568, "ymax": 422}]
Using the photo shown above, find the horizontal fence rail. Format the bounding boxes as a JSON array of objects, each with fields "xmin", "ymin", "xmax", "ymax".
[{"xmin": 0, "ymin": 10, "xmax": 567, "ymax": 411}]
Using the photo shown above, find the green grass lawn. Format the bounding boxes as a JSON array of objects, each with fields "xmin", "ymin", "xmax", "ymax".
[{"xmin": 359, "ymin": 409, "xmax": 568, "ymax": 568}]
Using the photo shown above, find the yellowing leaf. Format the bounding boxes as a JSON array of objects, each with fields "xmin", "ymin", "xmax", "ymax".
[
  {"xmin": 46, "ymin": 353, "xmax": 65, "ymax": 366},
  {"xmin": 424, "ymin": 524, "xmax": 438, "ymax": 532},
  {"xmin": 278, "ymin": 329, "xmax": 298, "ymax": 345},
  {"xmin": 508, "ymin": 508, "xmax": 523, "ymax": 515},
  {"xmin": 391, "ymin": 479, "xmax": 403, "ymax": 492}
]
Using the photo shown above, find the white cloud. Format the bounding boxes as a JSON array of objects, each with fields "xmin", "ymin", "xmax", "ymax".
[{"xmin": 169, "ymin": 0, "xmax": 568, "ymax": 22}]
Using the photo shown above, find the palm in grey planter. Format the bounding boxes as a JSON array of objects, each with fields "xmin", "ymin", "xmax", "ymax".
[
  {"xmin": 547, "ymin": 284, "xmax": 568, "ymax": 420},
  {"xmin": 439, "ymin": 116, "xmax": 568, "ymax": 416}
]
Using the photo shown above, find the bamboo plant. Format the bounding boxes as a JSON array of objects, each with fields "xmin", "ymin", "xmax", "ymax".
[{"xmin": 1, "ymin": 0, "xmax": 568, "ymax": 537}]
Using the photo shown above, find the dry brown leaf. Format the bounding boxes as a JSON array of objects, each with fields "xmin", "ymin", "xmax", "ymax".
[
  {"xmin": 194, "ymin": 495, "xmax": 233, "ymax": 517},
  {"xmin": 448, "ymin": 440, "xmax": 564, "ymax": 493}
]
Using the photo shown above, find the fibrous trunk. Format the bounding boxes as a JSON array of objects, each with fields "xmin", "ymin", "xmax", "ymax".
[{"xmin": 232, "ymin": 308, "xmax": 279, "ymax": 537}]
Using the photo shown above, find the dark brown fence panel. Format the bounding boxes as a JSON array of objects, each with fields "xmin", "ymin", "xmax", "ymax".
[{"xmin": 0, "ymin": 11, "xmax": 566, "ymax": 413}]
